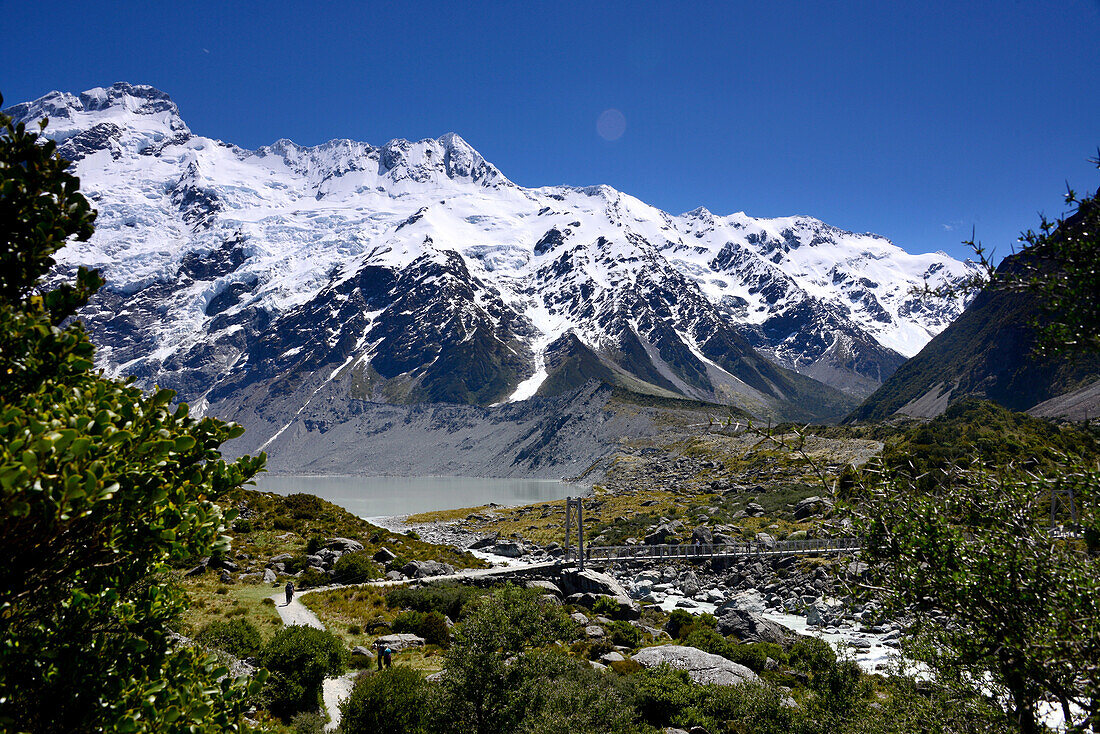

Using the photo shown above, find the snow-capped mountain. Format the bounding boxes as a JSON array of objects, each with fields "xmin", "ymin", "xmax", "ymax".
[{"xmin": 6, "ymin": 83, "xmax": 977, "ymax": 431}]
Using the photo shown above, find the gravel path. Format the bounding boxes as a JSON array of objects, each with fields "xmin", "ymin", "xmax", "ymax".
[{"xmin": 268, "ymin": 590, "xmax": 353, "ymax": 729}]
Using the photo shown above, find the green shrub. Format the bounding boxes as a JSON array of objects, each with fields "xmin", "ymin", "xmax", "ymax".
[
  {"xmin": 386, "ymin": 582, "xmax": 484, "ymax": 620},
  {"xmin": 290, "ymin": 710, "xmax": 328, "ymax": 734},
  {"xmin": 195, "ymin": 618, "xmax": 263, "ymax": 659},
  {"xmin": 297, "ymin": 568, "xmax": 331, "ymax": 589},
  {"xmin": 392, "ymin": 610, "xmax": 451, "ymax": 647},
  {"xmin": 305, "ymin": 536, "xmax": 324, "ymax": 555},
  {"xmin": 790, "ymin": 636, "xmax": 835, "ymax": 673},
  {"xmin": 272, "ymin": 516, "xmax": 296, "ymax": 531},
  {"xmin": 332, "ymin": 551, "xmax": 381, "ymax": 585},
  {"xmin": 592, "ymin": 595, "xmax": 619, "ymax": 617},
  {"xmin": 341, "ymin": 667, "xmax": 430, "ymax": 734},
  {"xmin": 665, "ymin": 609, "xmax": 695, "ymax": 639},
  {"xmin": 283, "ymin": 493, "xmax": 326, "ymax": 520},
  {"xmin": 606, "ymin": 620, "xmax": 641, "ymax": 649},
  {"xmin": 260, "ymin": 625, "xmax": 347, "ymax": 719},
  {"xmin": 726, "ymin": 641, "xmax": 783, "ymax": 673},
  {"xmin": 683, "ymin": 626, "xmax": 734, "ymax": 659}
]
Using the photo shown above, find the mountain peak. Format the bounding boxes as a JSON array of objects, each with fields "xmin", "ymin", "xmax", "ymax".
[{"xmin": 378, "ymin": 133, "xmax": 508, "ymax": 187}]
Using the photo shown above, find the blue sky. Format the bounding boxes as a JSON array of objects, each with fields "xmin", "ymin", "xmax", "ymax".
[{"xmin": 3, "ymin": 1, "xmax": 1098, "ymax": 262}]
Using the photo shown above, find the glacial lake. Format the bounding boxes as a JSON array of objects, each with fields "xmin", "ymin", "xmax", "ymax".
[{"xmin": 255, "ymin": 474, "xmax": 584, "ymax": 519}]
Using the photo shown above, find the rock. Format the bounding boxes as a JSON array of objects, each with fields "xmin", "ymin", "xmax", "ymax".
[
  {"xmin": 754, "ymin": 532, "xmax": 776, "ymax": 549},
  {"xmin": 664, "ymin": 729, "xmax": 690, "ymax": 734},
  {"xmin": 402, "ymin": 560, "xmax": 454, "ymax": 578},
  {"xmin": 306, "ymin": 554, "xmax": 324, "ymax": 567},
  {"xmin": 560, "ymin": 569, "xmax": 629, "ymax": 598},
  {"xmin": 806, "ymin": 605, "xmax": 825, "ymax": 627},
  {"xmin": 351, "ymin": 645, "xmax": 375, "ymax": 661},
  {"xmin": 489, "ymin": 541, "xmax": 524, "ymax": 558},
  {"xmin": 218, "ymin": 570, "xmax": 233, "ymax": 584},
  {"xmin": 675, "ymin": 598, "xmax": 698, "ymax": 608},
  {"xmin": 375, "ymin": 633, "xmax": 425, "ymax": 652},
  {"xmin": 745, "ymin": 503, "xmax": 765, "ymax": 517},
  {"xmin": 691, "ymin": 526, "xmax": 713, "ymax": 544},
  {"xmin": 644, "ymin": 524, "xmax": 676, "ymax": 545},
  {"xmin": 570, "ymin": 612, "xmax": 589, "ymax": 625},
  {"xmin": 385, "ymin": 570, "xmax": 405, "ymax": 581},
  {"xmin": 270, "ymin": 553, "xmax": 293, "ymax": 563},
  {"xmin": 263, "ymin": 568, "xmax": 277, "ymax": 584},
  {"xmin": 585, "ymin": 625, "xmax": 605, "ymax": 639},
  {"xmin": 184, "ymin": 562, "xmax": 207, "ymax": 577},
  {"xmin": 600, "ymin": 651, "xmax": 626, "ymax": 663},
  {"xmin": 715, "ymin": 606, "xmax": 798, "ymax": 645},
  {"xmin": 373, "ymin": 547, "xmax": 397, "ymax": 563},
  {"xmin": 526, "ymin": 580, "xmax": 563, "ymax": 598},
  {"xmin": 426, "ymin": 670, "xmax": 446, "ymax": 682},
  {"xmin": 468, "ymin": 534, "xmax": 498, "ymax": 550},
  {"xmin": 793, "ymin": 496, "xmax": 833, "ymax": 520},
  {"xmin": 786, "ymin": 530, "xmax": 808, "ymax": 541},
  {"xmin": 326, "ymin": 537, "xmax": 364, "ymax": 553},
  {"xmin": 633, "ymin": 645, "xmax": 760, "ymax": 687}
]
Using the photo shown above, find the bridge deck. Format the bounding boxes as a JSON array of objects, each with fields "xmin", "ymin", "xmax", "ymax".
[{"xmin": 576, "ymin": 537, "xmax": 860, "ymax": 564}]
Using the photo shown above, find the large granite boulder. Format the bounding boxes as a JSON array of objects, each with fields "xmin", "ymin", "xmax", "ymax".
[
  {"xmin": 633, "ymin": 645, "xmax": 760, "ymax": 686},
  {"xmin": 402, "ymin": 560, "xmax": 455, "ymax": 578},
  {"xmin": 793, "ymin": 496, "xmax": 834, "ymax": 520},
  {"xmin": 715, "ymin": 607, "xmax": 799, "ymax": 645},
  {"xmin": 326, "ymin": 537, "xmax": 364, "ymax": 553},
  {"xmin": 375, "ymin": 633, "xmax": 425, "ymax": 652}
]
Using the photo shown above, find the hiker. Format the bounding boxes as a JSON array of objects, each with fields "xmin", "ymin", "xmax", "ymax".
[
  {"xmin": 376, "ymin": 642, "xmax": 384, "ymax": 671},
  {"xmin": 383, "ymin": 647, "xmax": 392, "ymax": 668},
  {"xmin": 284, "ymin": 580, "xmax": 294, "ymax": 606}
]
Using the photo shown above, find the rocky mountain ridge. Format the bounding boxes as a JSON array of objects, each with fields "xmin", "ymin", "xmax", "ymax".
[{"xmin": 7, "ymin": 84, "xmax": 979, "ymax": 442}]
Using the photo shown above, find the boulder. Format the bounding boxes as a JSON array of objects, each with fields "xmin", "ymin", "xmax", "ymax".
[
  {"xmin": 691, "ymin": 526, "xmax": 713, "ymax": 544},
  {"xmin": 570, "ymin": 611, "xmax": 589, "ymax": 625},
  {"xmin": 489, "ymin": 541, "xmax": 524, "ymax": 558},
  {"xmin": 326, "ymin": 537, "xmax": 364, "ymax": 553},
  {"xmin": 373, "ymin": 547, "xmax": 397, "ymax": 563},
  {"xmin": 526, "ymin": 580, "xmax": 563, "ymax": 598},
  {"xmin": 269, "ymin": 553, "xmax": 294, "ymax": 563},
  {"xmin": 351, "ymin": 645, "xmax": 375, "ymax": 661},
  {"xmin": 644, "ymin": 524, "xmax": 676, "ymax": 545},
  {"xmin": 745, "ymin": 503, "xmax": 765, "ymax": 517},
  {"xmin": 560, "ymin": 569, "xmax": 628, "ymax": 598},
  {"xmin": 754, "ymin": 532, "xmax": 776, "ymax": 549},
  {"xmin": 402, "ymin": 560, "xmax": 454, "ymax": 578},
  {"xmin": 468, "ymin": 533, "xmax": 499, "ymax": 550},
  {"xmin": 715, "ymin": 607, "xmax": 799, "ymax": 645},
  {"xmin": 263, "ymin": 568, "xmax": 277, "ymax": 584},
  {"xmin": 600, "ymin": 651, "xmax": 626, "ymax": 663},
  {"xmin": 633, "ymin": 645, "xmax": 760, "ymax": 687},
  {"xmin": 793, "ymin": 496, "xmax": 833, "ymax": 520},
  {"xmin": 585, "ymin": 625, "xmax": 605, "ymax": 639},
  {"xmin": 375, "ymin": 633, "xmax": 425, "ymax": 652}
]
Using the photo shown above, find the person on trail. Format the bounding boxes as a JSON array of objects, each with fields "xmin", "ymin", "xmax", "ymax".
[
  {"xmin": 383, "ymin": 647, "xmax": 392, "ymax": 668},
  {"xmin": 376, "ymin": 642, "xmax": 384, "ymax": 671},
  {"xmin": 284, "ymin": 580, "xmax": 294, "ymax": 606}
]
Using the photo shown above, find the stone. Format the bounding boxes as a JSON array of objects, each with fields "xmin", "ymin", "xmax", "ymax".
[
  {"xmin": 351, "ymin": 645, "xmax": 375, "ymax": 660},
  {"xmin": 402, "ymin": 560, "xmax": 454, "ymax": 578},
  {"xmin": 675, "ymin": 598, "xmax": 698, "ymax": 608},
  {"xmin": 633, "ymin": 645, "xmax": 760, "ymax": 687},
  {"xmin": 585, "ymin": 625, "xmax": 605, "ymax": 639},
  {"xmin": 786, "ymin": 530, "xmax": 808, "ymax": 541},
  {"xmin": 489, "ymin": 541, "xmax": 524, "ymax": 558},
  {"xmin": 373, "ymin": 547, "xmax": 397, "ymax": 563},
  {"xmin": 560, "ymin": 569, "xmax": 629, "ymax": 598},
  {"xmin": 600, "ymin": 651, "xmax": 626, "ymax": 663},
  {"xmin": 270, "ymin": 553, "xmax": 294, "ymax": 563},
  {"xmin": 263, "ymin": 568, "xmax": 277, "ymax": 584},
  {"xmin": 691, "ymin": 526, "xmax": 713, "ymax": 544},
  {"xmin": 385, "ymin": 570, "xmax": 405, "ymax": 581},
  {"xmin": 570, "ymin": 612, "xmax": 589, "ymax": 625},
  {"xmin": 754, "ymin": 532, "xmax": 776, "ymax": 549},
  {"xmin": 715, "ymin": 606, "xmax": 798, "ymax": 645},
  {"xmin": 375, "ymin": 633, "xmax": 425, "ymax": 652},
  {"xmin": 792, "ymin": 496, "xmax": 833, "ymax": 521},
  {"xmin": 806, "ymin": 605, "xmax": 825, "ymax": 627},
  {"xmin": 468, "ymin": 534, "xmax": 498, "ymax": 550},
  {"xmin": 526, "ymin": 580, "xmax": 563, "ymax": 598},
  {"xmin": 325, "ymin": 537, "xmax": 364, "ymax": 553},
  {"xmin": 745, "ymin": 503, "xmax": 765, "ymax": 517},
  {"xmin": 644, "ymin": 524, "xmax": 676, "ymax": 545}
]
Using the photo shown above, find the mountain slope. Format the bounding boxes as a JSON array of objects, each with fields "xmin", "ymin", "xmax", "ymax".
[
  {"xmin": 7, "ymin": 83, "xmax": 978, "ymax": 429},
  {"xmin": 848, "ymin": 248, "xmax": 1100, "ymax": 422}
]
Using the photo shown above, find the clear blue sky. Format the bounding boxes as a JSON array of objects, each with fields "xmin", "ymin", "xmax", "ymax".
[{"xmin": 3, "ymin": 1, "xmax": 1098, "ymax": 262}]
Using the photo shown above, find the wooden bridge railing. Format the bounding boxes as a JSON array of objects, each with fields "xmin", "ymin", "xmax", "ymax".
[{"xmin": 574, "ymin": 537, "xmax": 860, "ymax": 564}]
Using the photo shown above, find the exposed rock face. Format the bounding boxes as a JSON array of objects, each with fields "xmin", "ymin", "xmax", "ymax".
[
  {"xmin": 632, "ymin": 645, "xmax": 760, "ymax": 686},
  {"xmin": 6, "ymin": 84, "xmax": 981, "ymax": 460}
]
